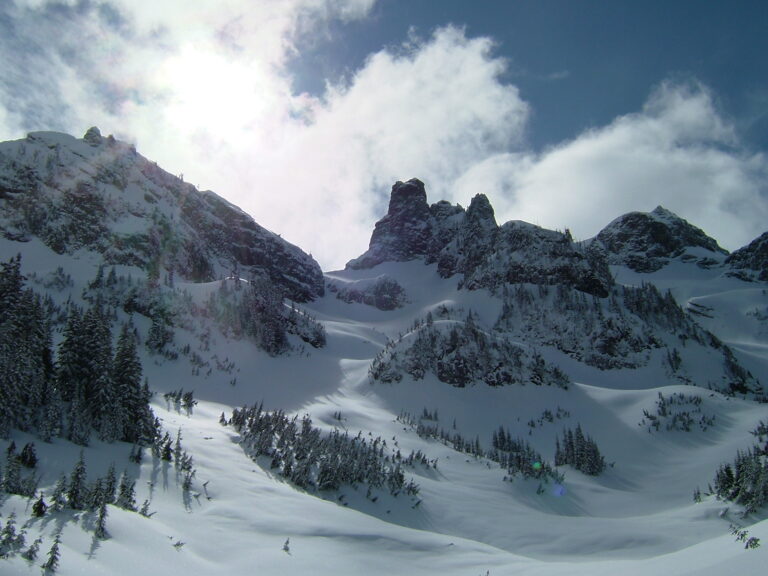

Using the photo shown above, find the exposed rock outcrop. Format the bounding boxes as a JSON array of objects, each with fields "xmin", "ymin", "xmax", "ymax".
[
  {"xmin": 595, "ymin": 206, "xmax": 727, "ymax": 272},
  {"xmin": 347, "ymin": 179, "xmax": 613, "ymax": 297},
  {"xmin": 725, "ymin": 231, "xmax": 768, "ymax": 281}
]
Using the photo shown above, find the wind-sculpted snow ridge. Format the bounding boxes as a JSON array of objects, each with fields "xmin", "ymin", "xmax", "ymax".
[
  {"xmin": 594, "ymin": 205, "xmax": 728, "ymax": 272},
  {"xmin": 347, "ymin": 178, "xmax": 613, "ymax": 297},
  {"xmin": 0, "ymin": 128, "xmax": 324, "ymax": 301}
]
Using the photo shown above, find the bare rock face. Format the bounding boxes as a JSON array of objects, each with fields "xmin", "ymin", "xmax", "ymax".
[
  {"xmin": 595, "ymin": 206, "xmax": 727, "ymax": 272},
  {"xmin": 346, "ymin": 179, "xmax": 431, "ymax": 269},
  {"xmin": 726, "ymin": 231, "xmax": 768, "ymax": 281}
]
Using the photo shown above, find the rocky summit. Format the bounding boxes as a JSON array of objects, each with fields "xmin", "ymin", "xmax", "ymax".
[
  {"xmin": 348, "ymin": 178, "xmax": 612, "ymax": 296},
  {"xmin": 594, "ymin": 205, "xmax": 727, "ymax": 272}
]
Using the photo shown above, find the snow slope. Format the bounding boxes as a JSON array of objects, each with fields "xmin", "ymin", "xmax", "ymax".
[{"xmin": 1, "ymin": 237, "xmax": 767, "ymax": 576}]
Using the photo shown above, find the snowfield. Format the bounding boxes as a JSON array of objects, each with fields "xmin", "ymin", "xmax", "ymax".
[{"xmin": 1, "ymin": 238, "xmax": 767, "ymax": 576}]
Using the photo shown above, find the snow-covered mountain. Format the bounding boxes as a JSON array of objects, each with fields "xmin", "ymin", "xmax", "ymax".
[
  {"xmin": 726, "ymin": 230, "xmax": 768, "ymax": 282},
  {"xmin": 1, "ymin": 130, "xmax": 767, "ymax": 576},
  {"xmin": 594, "ymin": 205, "xmax": 727, "ymax": 272},
  {"xmin": 0, "ymin": 128, "xmax": 324, "ymax": 301}
]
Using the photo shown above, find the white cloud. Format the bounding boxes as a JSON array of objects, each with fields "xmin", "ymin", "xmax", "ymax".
[
  {"xmin": 219, "ymin": 25, "xmax": 530, "ymax": 268},
  {"xmin": 472, "ymin": 81, "xmax": 768, "ymax": 250}
]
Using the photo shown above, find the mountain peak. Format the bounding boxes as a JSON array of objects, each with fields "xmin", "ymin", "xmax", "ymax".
[
  {"xmin": 348, "ymin": 179, "xmax": 612, "ymax": 296},
  {"xmin": 595, "ymin": 206, "xmax": 727, "ymax": 272},
  {"xmin": 389, "ymin": 178, "xmax": 427, "ymax": 211},
  {"xmin": 466, "ymin": 193, "xmax": 497, "ymax": 228},
  {"xmin": 725, "ymin": 230, "xmax": 768, "ymax": 281},
  {"xmin": 346, "ymin": 178, "xmax": 432, "ymax": 269}
]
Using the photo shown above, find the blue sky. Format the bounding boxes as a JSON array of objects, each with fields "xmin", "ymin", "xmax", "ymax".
[
  {"xmin": 1, "ymin": 0, "xmax": 767, "ymax": 270},
  {"xmin": 290, "ymin": 1, "xmax": 768, "ymax": 151}
]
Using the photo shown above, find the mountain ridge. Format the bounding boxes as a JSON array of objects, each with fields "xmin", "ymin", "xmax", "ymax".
[
  {"xmin": 0, "ymin": 128, "xmax": 324, "ymax": 302},
  {"xmin": 347, "ymin": 177, "xmax": 766, "ymax": 292}
]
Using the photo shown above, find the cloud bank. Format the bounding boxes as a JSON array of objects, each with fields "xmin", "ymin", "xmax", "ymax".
[{"xmin": 1, "ymin": 1, "xmax": 765, "ymax": 269}]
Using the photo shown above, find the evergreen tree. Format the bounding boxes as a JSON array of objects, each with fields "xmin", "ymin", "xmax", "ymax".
[
  {"xmin": 116, "ymin": 472, "xmax": 137, "ymax": 511},
  {"xmin": 19, "ymin": 442, "xmax": 37, "ymax": 468},
  {"xmin": 21, "ymin": 537, "xmax": 41, "ymax": 561},
  {"xmin": 82, "ymin": 303, "xmax": 115, "ymax": 434},
  {"xmin": 3, "ymin": 441, "xmax": 21, "ymax": 493},
  {"xmin": 32, "ymin": 492, "xmax": 48, "ymax": 517},
  {"xmin": 42, "ymin": 532, "xmax": 61, "ymax": 572},
  {"xmin": 50, "ymin": 474, "xmax": 68, "ymax": 512},
  {"xmin": 1, "ymin": 511, "xmax": 18, "ymax": 549},
  {"xmin": 56, "ymin": 306, "xmax": 86, "ymax": 403},
  {"xmin": 67, "ymin": 452, "xmax": 88, "ymax": 510},
  {"xmin": 0, "ymin": 256, "xmax": 23, "ymax": 437},
  {"xmin": 103, "ymin": 462, "xmax": 117, "ymax": 504},
  {"xmin": 66, "ymin": 391, "xmax": 91, "ymax": 446},
  {"xmin": 38, "ymin": 391, "xmax": 62, "ymax": 443},
  {"xmin": 174, "ymin": 428, "xmax": 183, "ymax": 467},
  {"xmin": 88, "ymin": 478, "xmax": 105, "ymax": 511},
  {"xmin": 95, "ymin": 500, "xmax": 109, "ymax": 540},
  {"xmin": 112, "ymin": 322, "xmax": 143, "ymax": 443}
]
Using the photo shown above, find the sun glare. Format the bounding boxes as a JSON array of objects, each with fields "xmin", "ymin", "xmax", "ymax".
[{"xmin": 159, "ymin": 44, "xmax": 275, "ymax": 140}]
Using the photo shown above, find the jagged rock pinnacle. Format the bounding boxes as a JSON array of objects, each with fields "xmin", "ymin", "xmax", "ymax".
[{"xmin": 346, "ymin": 179, "xmax": 432, "ymax": 269}]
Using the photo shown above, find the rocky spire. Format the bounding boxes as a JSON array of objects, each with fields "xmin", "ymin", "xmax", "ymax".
[{"xmin": 346, "ymin": 179, "xmax": 432, "ymax": 269}]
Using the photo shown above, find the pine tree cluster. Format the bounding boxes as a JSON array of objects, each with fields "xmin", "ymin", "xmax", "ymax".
[
  {"xmin": 414, "ymin": 420, "xmax": 483, "ymax": 460},
  {"xmin": 327, "ymin": 275, "xmax": 406, "ymax": 311},
  {"xmin": 493, "ymin": 282, "xmax": 746, "ymax": 384},
  {"xmin": 369, "ymin": 311, "xmax": 570, "ymax": 388},
  {"xmin": 490, "ymin": 428, "xmax": 561, "ymax": 482},
  {"xmin": 2, "ymin": 441, "xmax": 39, "ymax": 497},
  {"xmin": 163, "ymin": 388, "xmax": 198, "ymax": 415},
  {"xmin": 0, "ymin": 511, "xmax": 27, "ymax": 557},
  {"xmin": 228, "ymin": 404, "xmax": 419, "ymax": 497},
  {"xmin": 0, "ymin": 256, "xmax": 159, "ymax": 446},
  {"xmin": 0, "ymin": 255, "xmax": 56, "ymax": 438},
  {"xmin": 640, "ymin": 392, "xmax": 716, "ymax": 433},
  {"xmin": 205, "ymin": 277, "xmax": 326, "ymax": 355},
  {"xmin": 42, "ymin": 453, "xmax": 138, "ymax": 515},
  {"xmin": 713, "ymin": 445, "xmax": 768, "ymax": 514},
  {"xmin": 399, "ymin": 412, "xmax": 564, "ymax": 484},
  {"xmin": 554, "ymin": 425, "xmax": 606, "ymax": 476},
  {"xmin": 58, "ymin": 305, "xmax": 158, "ymax": 446}
]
